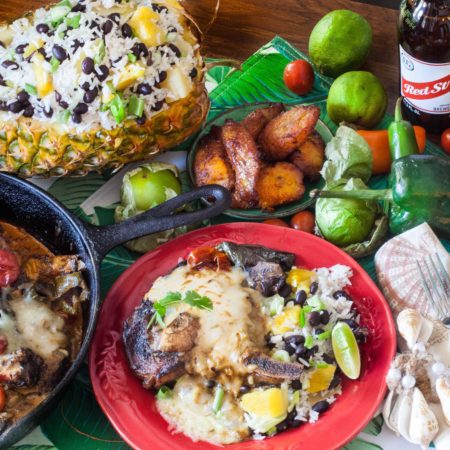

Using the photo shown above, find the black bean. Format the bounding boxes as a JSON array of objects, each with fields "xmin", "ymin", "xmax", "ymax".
[
  {"xmin": 284, "ymin": 334, "xmax": 305, "ymax": 346},
  {"xmin": 16, "ymin": 44, "xmax": 27, "ymax": 55},
  {"xmin": 312, "ymin": 400, "xmax": 329, "ymax": 414},
  {"xmin": 205, "ymin": 379, "xmax": 216, "ymax": 389},
  {"xmin": 37, "ymin": 48, "xmax": 48, "ymax": 61},
  {"xmin": 0, "ymin": 101, "xmax": 7, "ymax": 111},
  {"xmin": 333, "ymin": 290, "xmax": 352, "ymax": 301},
  {"xmin": 260, "ymin": 281, "xmax": 273, "ymax": 298},
  {"xmin": 121, "ymin": 23, "xmax": 133, "ymax": 38},
  {"xmin": 52, "ymin": 45, "xmax": 67, "ymax": 62},
  {"xmin": 239, "ymin": 385, "xmax": 250, "ymax": 395},
  {"xmin": 83, "ymin": 87, "xmax": 98, "ymax": 104},
  {"xmin": 71, "ymin": 39, "xmax": 84, "ymax": 52},
  {"xmin": 291, "ymin": 379, "xmax": 302, "ymax": 390},
  {"xmin": 43, "ymin": 106, "xmax": 53, "ymax": 118},
  {"xmin": 96, "ymin": 65, "xmax": 109, "ymax": 82},
  {"xmin": 55, "ymin": 92, "xmax": 69, "ymax": 109},
  {"xmin": 17, "ymin": 91, "xmax": 29, "ymax": 103},
  {"xmin": 102, "ymin": 20, "xmax": 113, "ymax": 35},
  {"xmin": 72, "ymin": 112, "xmax": 82, "ymax": 124},
  {"xmin": 295, "ymin": 344, "xmax": 307, "ymax": 358},
  {"xmin": 329, "ymin": 373, "xmax": 341, "ymax": 390},
  {"xmin": 322, "ymin": 353, "xmax": 335, "ymax": 364},
  {"xmin": 320, "ymin": 310, "xmax": 330, "ymax": 325},
  {"xmin": 2, "ymin": 60, "xmax": 19, "ymax": 70},
  {"xmin": 340, "ymin": 319, "xmax": 358, "ymax": 330},
  {"xmin": 74, "ymin": 103, "xmax": 88, "ymax": 114},
  {"xmin": 157, "ymin": 71, "xmax": 167, "ymax": 84},
  {"xmin": 132, "ymin": 43, "xmax": 148, "ymax": 59},
  {"xmin": 189, "ymin": 67, "xmax": 198, "ymax": 79},
  {"xmin": 82, "ymin": 57, "xmax": 95, "ymax": 75},
  {"xmin": 23, "ymin": 106, "xmax": 34, "ymax": 117},
  {"xmin": 72, "ymin": 2, "xmax": 86, "ymax": 12},
  {"xmin": 152, "ymin": 4, "xmax": 168, "ymax": 13},
  {"xmin": 8, "ymin": 101, "xmax": 25, "ymax": 113},
  {"xmin": 36, "ymin": 23, "xmax": 50, "ymax": 34},
  {"xmin": 90, "ymin": 20, "xmax": 100, "ymax": 30},
  {"xmin": 136, "ymin": 114, "xmax": 146, "ymax": 125},
  {"xmin": 285, "ymin": 344, "xmax": 296, "ymax": 356},
  {"xmin": 309, "ymin": 310, "xmax": 321, "ymax": 327},
  {"xmin": 294, "ymin": 289, "xmax": 307, "ymax": 306},
  {"xmin": 168, "ymin": 43, "xmax": 181, "ymax": 58},
  {"xmin": 310, "ymin": 281, "xmax": 318, "ymax": 295},
  {"xmin": 152, "ymin": 100, "xmax": 164, "ymax": 112},
  {"xmin": 136, "ymin": 83, "xmax": 152, "ymax": 96},
  {"xmin": 80, "ymin": 81, "xmax": 91, "ymax": 91},
  {"xmin": 306, "ymin": 345, "xmax": 319, "ymax": 358},
  {"xmin": 278, "ymin": 283, "xmax": 292, "ymax": 298},
  {"xmin": 290, "ymin": 419, "xmax": 304, "ymax": 428},
  {"xmin": 108, "ymin": 13, "xmax": 121, "ymax": 25}
]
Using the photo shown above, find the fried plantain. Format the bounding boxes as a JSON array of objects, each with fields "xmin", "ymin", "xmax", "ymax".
[
  {"xmin": 258, "ymin": 105, "xmax": 320, "ymax": 161},
  {"xmin": 194, "ymin": 126, "xmax": 235, "ymax": 191},
  {"xmin": 221, "ymin": 120, "xmax": 261, "ymax": 209},
  {"xmin": 256, "ymin": 162, "xmax": 305, "ymax": 210},
  {"xmin": 242, "ymin": 103, "xmax": 285, "ymax": 140},
  {"xmin": 289, "ymin": 131, "xmax": 325, "ymax": 182}
]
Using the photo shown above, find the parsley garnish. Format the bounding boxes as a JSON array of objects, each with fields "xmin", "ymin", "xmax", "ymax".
[{"xmin": 147, "ymin": 290, "xmax": 213, "ymax": 329}]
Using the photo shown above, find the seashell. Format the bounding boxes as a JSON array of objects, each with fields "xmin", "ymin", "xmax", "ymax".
[
  {"xmin": 375, "ymin": 223, "xmax": 450, "ymax": 319},
  {"xmin": 383, "ymin": 390, "xmax": 398, "ymax": 433},
  {"xmin": 398, "ymin": 309, "xmax": 423, "ymax": 350},
  {"xmin": 436, "ymin": 376, "xmax": 450, "ymax": 427},
  {"xmin": 409, "ymin": 387, "xmax": 439, "ymax": 449},
  {"xmin": 417, "ymin": 316, "xmax": 433, "ymax": 344},
  {"xmin": 429, "ymin": 402, "xmax": 450, "ymax": 450},
  {"xmin": 390, "ymin": 391, "xmax": 414, "ymax": 442}
]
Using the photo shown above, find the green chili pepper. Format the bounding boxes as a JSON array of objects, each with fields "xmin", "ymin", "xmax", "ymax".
[
  {"xmin": 212, "ymin": 387, "xmax": 224, "ymax": 414},
  {"xmin": 312, "ymin": 155, "xmax": 450, "ymax": 239},
  {"xmin": 299, "ymin": 307, "xmax": 306, "ymax": 328},
  {"xmin": 24, "ymin": 84, "xmax": 37, "ymax": 96},
  {"xmin": 110, "ymin": 94, "xmax": 127, "ymax": 124},
  {"xmin": 128, "ymin": 95, "xmax": 145, "ymax": 117},
  {"xmin": 50, "ymin": 57, "xmax": 60, "ymax": 73},
  {"xmin": 388, "ymin": 98, "xmax": 419, "ymax": 161},
  {"xmin": 156, "ymin": 385, "xmax": 172, "ymax": 400},
  {"xmin": 304, "ymin": 335, "xmax": 314, "ymax": 349},
  {"xmin": 66, "ymin": 13, "xmax": 81, "ymax": 29}
]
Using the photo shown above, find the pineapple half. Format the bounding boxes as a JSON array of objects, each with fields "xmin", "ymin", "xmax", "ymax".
[{"xmin": 0, "ymin": 0, "xmax": 209, "ymax": 176}]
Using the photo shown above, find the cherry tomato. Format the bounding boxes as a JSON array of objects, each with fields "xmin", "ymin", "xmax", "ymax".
[
  {"xmin": 0, "ymin": 250, "xmax": 20, "ymax": 288},
  {"xmin": 283, "ymin": 60, "xmax": 315, "ymax": 96},
  {"xmin": 263, "ymin": 219, "xmax": 289, "ymax": 227},
  {"xmin": 441, "ymin": 128, "xmax": 450, "ymax": 154},
  {"xmin": 290, "ymin": 211, "xmax": 315, "ymax": 234}
]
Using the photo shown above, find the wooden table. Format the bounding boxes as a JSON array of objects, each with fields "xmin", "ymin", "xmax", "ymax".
[{"xmin": 2, "ymin": 0, "xmax": 400, "ymax": 109}]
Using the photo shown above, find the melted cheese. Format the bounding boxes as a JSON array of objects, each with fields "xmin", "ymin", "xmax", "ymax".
[{"xmin": 146, "ymin": 266, "xmax": 268, "ymax": 379}]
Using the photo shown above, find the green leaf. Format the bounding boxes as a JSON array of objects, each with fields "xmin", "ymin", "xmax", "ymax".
[
  {"xmin": 343, "ymin": 437, "xmax": 383, "ymax": 450},
  {"xmin": 12, "ymin": 446, "xmax": 56, "ymax": 450},
  {"xmin": 362, "ymin": 414, "xmax": 384, "ymax": 436},
  {"xmin": 183, "ymin": 290, "xmax": 213, "ymax": 310}
]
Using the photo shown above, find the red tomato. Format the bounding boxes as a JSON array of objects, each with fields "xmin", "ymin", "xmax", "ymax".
[
  {"xmin": 441, "ymin": 128, "xmax": 450, "ymax": 154},
  {"xmin": 0, "ymin": 250, "xmax": 20, "ymax": 287},
  {"xmin": 290, "ymin": 211, "xmax": 315, "ymax": 234},
  {"xmin": 283, "ymin": 60, "xmax": 315, "ymax": 95},
  {"xmin": 263, "ymin": 219, "xmax": 289, "ymax": 227}
]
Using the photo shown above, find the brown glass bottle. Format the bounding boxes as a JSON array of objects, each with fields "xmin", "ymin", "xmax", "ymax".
[{"xmin": 398, "ymin": 0, "xmax": 450, "ymax": 133}]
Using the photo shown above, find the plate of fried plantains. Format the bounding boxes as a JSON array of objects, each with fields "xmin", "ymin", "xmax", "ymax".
[{"xmin": 188, "ymin": 103, "xmax": 333, "ymax": 220}]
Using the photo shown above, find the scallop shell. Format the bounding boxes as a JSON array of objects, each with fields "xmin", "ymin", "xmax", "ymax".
[
  {"xmin": 436, "ymin": 376, "xmax": 450, "ymax": 427},
  {"xmin": 409, "ymin": 387, "xmax": 439, "ymax": 449},
  {"xmin": 383, "ymin": 390, "xmax": 398, "ymax": 432},
  {"xmin": 429, "ymin": 402, "xmax": 450, "ymax": 450},
  {"xmin": 375, "ymin": 223, "xmax": 450, "ymax": 319},
  {"xmin": 389, "ymin": 391, "xmax": 414, "ymax": 442},
  {"xmin": 397, "ymin": 309, "xmax": 423, "ymax": 350}
]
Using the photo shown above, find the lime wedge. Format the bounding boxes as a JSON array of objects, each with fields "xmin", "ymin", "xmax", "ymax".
[{"xmin": 331, "ymin": 322, "xmax": 361, "ymax": 380}]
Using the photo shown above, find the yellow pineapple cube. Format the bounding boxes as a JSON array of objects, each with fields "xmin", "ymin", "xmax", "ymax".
[
  {"xmin": 128, "ymin": 6, "xmax": 164, "ymax": 47},
  {"xmin": 114, "ymin": 63, "xmax": 146, "ymax": 91},
  {"xmin": 163, "ymin": 0, "xmax": 183, "ymax": 10},
  {"xmin": 305, "ymin": 365, "xmax": 336, "ymax": 393},
  {"xmin": 23, "ymin": 38, "xmax": 44, "ymax": 59},
  {"xmin": 162, "ymin": 67, "xmax": 192, "ymax": 102},
  {"xmin": 32, "ymin": 53, "xmax": 53, "ymax": 98},
  {"xmin": 241, "ymin": 388, "xmax": 288, "ymax": 418},
  {"xmin": 286, "ymin": 268, "xmax": 316, "ymax": 293},
  {"xmin": 271, "ymin": 305, "xmax": 301, "ymax": 335}
]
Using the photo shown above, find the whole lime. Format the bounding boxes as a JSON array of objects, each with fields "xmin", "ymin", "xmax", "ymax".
[
  {"xmin": 327, "ymin": 71, "xmax": 388, "ymax": 128},
  {"xmin": 308, "ymin": 10, "xmax": 372, "ymax": 78}
]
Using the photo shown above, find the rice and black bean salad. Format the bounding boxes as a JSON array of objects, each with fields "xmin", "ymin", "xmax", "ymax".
[{"xmin": 0, "ymin": 0, "xmax": 200, "ymax": 132}]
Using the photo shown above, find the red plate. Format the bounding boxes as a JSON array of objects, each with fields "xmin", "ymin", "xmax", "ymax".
[{"xmin": 89, "ymin": 223, "xmax": 396, "ymax": 450}]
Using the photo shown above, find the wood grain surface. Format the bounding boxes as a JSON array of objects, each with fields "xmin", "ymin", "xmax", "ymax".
[{"xmin": 0, "ymin": 0, "xmax": 401, "ymax": 110}]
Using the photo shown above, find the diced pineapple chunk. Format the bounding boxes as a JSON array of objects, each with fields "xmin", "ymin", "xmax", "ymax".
[
  {"xmin": 241, "ymin": 388, "xmax": 288, "ymax": 418},
  {"xmin": 163, "ymin": 0, "xmax": 183, "ymax": 10},
  {"xmin": 271, "ymin": 305, "xmax": 301, "ymax": 335},
  {"xmin": 286, "ymin": 268, "xmax": 316, "ymax": 293},
  {"xmin": 305, "ymin": 365, "xmax": 336, "ymax": 393},
  {"xmin": 128, "ymin": 6, "xmax": 164, "ymax": 47},
  {"xmin": 114, "ymin": 63, "xmax": 146, "ymax": 91},
  {"xmin": 0, "ymin": 26, "xmax": 13, "ymax": 46},
  {"xmin": 32, "ymin": 53, "xmax": 53, "ymax": 98},
  {"xmin": 162, "ymin": 67, "xmax": 192, "ymax": 103},
  {"xmin": 102, "ymin": 83, "xmax": 115, "ymax": 104},
  {"xmin": 24, "ymin": 38, "xmax": 44, "ymax": 59}
]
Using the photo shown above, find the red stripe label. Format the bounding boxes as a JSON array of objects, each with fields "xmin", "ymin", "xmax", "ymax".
[{"xmin": 402, "ymin": 73, "xmax": 450, "ymax": 100}]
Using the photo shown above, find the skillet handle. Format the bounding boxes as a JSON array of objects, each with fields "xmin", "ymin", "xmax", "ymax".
[{"xmin": 83, "ymin": 185, "xmax": 231, "ymax": 261}]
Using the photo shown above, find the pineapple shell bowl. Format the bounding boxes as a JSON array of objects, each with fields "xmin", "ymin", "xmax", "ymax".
[{"xmin": 0, "ymin": 0, "xmax": 209, "ymax": 177}]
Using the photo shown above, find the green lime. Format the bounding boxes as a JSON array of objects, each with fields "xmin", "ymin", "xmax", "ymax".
[
  {"xmin": 331, "ymin": 322, "xmax": 361, "ymax": 380},
  {"xmin": 327, "ymin": 71, "xmax": 387, "ymax": 128},
  {"xmin": 308, "ymin": 10, "xmax": 372, "ymax": 78}
]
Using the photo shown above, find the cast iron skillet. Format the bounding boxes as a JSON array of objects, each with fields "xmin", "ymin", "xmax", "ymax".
[{"xmin": 0, "ymin": 172, "xmax": 231, "ymax": 449}]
